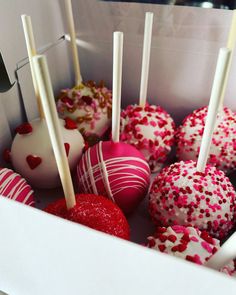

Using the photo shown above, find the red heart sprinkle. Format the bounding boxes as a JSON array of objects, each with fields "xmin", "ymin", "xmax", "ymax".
[
  {"xmin": 26, "ymin": 155, "xmax": 42, "ymax": 169},
  {"xmin": 15, "ymin": 123, "xmax": 33, "ymax": 135},
  {"xmin": 64, "ymin": 118, "xmax": 77, "ymax": 130},
  {"xmin": 64, "ymin": 143, "xmax": 70, "ymax": 157}
]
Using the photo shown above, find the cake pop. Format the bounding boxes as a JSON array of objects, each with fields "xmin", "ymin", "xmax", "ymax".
[
  {"xmin": 56, "ymin": 0, "xmax": 112, "ymax": 145},
  {"xmin": 150, "ymin": 48, "xmax": 236, "ymax": 239},
  {"xmin": 77, "ymin": 32, "xmax": 150, "ymax": 214},
  {"xmin": 11, "ymin": 118, "xmax": 84, "ymax": 189},
  {"xmin": 176, "ymin": 106, "xmax": 236, "ymax": 174},
  {"xmin": 120, "ymin": 13, "xmax": 175, "ymax": 173},
  {"xmin": 33, "ymin": 53, "xmax": 130, "ymax": 240},
  {"xmin": 0, "ymin": 167, "xmax": 34, "ymax": 206},
  {"xmin": 45, "ymin": 193, "xmax": 130, "ymax": 240},
  {"xmin": 14, "ymin": 15, "xmax": 84, "ymax": 189},
  {"xmin": 149, "ymin": 160, "xmax": 236, "ymax": 239},
  {"xmin": 147, "ymin": 225, "xmax": 235, "ymax": 276}
]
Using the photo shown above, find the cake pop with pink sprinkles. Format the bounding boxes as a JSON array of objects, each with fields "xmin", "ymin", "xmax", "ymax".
[
  {"xmin": 147, "ymin": 225, "xmax": 235, "ymax": 276},
  {"xmin": 149, "ymin": 48, "xmax": 236, "ymax": 240},
  {"xmin": 176, "ymin": 106, "xmax": 236, "ymax": 174},
  {"xmin": 120, "ymin": 13, "xmax": 175, "ymax": 173},
  {"xmin": 77, "ymin": 32, "xmax": 151, "ymax": 214}
]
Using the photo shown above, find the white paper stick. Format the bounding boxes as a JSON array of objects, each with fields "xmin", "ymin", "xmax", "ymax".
[
  {"xmin": 21, "ymin": 14, "xmax": 44, "ymax": 118},
  {"xmin": 205, "ymin": 232, "xmax": 236, "ymax": 270},
  {"xmin": 33, "ymin": 55, "xmax": 76, "ymax": 209},
  {"xmin": 64, "ymin": 0, "xmax": 82, "ymax": 86},
  {"xmin": 139, "ymin": 12, "xmax": 153, "ymax": 107},
  {"xmin": 220, "ymin": 10, "xmax": 236, "ymax": 107},
  {"xmin": 197, "ymin": 48, "xmax": 231, "ymax": 172},
  {"xmin": 112, "ymin": 32, "xmax": 123, "ymax": 143}
]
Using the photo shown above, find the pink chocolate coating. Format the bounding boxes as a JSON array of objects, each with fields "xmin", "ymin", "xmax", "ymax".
[
  {"xmin": 0, "ymin": 167, "xmax": 34, "ymax": 206},
  {"xmin": 77, "ymin": 141, "xmax": 151, "ymax": 214},
  {"xmin": 176, "ymin": 106, "xmax": 236, "ymax": 174},
  {"xmin": 120, "ymin": 103, "xmax": 175, "ymax": 173},
  {"xmin": 149, "ymin": 161, "xmax": 236, "ymax": 240}
]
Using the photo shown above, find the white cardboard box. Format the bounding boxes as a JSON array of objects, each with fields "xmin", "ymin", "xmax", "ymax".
[{"xmin": 1, "ymin": 0, "xmax": 236, "ymax": 294}]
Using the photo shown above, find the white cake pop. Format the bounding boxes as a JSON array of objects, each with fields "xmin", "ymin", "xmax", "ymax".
[
  {"xmin": 176, "ymin": 106, "xmax": 236, "ymax": 174},
  {"xmin": 120, "ymin": 103, "xmax": 175, "ymax": 173},
  {"xmin": 11, "ymin": 118, "xmax": 84, "ymax": 189},
  {"xmin": 57, "ymin": 81, "xmax": 112, "ymax": 144},
  {"xmin": 147, "ymin": 225, "xmax": 235, "ymax": 276}
]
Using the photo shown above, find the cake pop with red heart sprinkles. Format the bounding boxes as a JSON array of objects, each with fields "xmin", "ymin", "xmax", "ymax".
[{"xmin": 45, "ymin": 193, "xmax": 130, "ymax": 240}]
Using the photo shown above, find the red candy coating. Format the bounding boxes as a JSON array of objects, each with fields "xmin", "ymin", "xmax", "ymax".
[{"xmin": 44, "ymin": 194, "xmax": 130, "ymax": 240}]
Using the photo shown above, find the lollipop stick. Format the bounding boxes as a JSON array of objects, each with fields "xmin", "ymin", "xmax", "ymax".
[
  {"xmin": 21, "ymin": 15, "xmax": 44, "ymax": 119},
  {"xmin": 112, "ymin": 32, "xmax": 123, "ymax": 143},
  {"xmin": 196, "ymin": 48, "xmax": 231, "ymax": 172},
  {"xmin": 220, "ymin": 10, "xmax": 236, "ymax": 107},
  {"xmin": 64, "ymin": 0, "xmax": 82, "ymax": 86},
  {"xmin": 139, "ymin": 12, "xmax": 154, "ymax": 107},
  {"xmin": 33, "ymin": 54, "xmax": 76, "ymax": 209},
  {"xmin": 205, "ymin": 232, "xmax": 236, "ymax": 270}
]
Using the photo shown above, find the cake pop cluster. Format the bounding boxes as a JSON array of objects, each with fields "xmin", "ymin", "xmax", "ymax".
[
  {"xmin": 149, "ymin": 160, "xmax": 236, "ymax": 239},
  {"xmin": 176, "ymin": 106, "xmax": 236, "ymax": 174},
  {"xmin": 57, "ymin": 81, "xmax": 112, "ymax": 144},
  {"xmin": 147, "ymin": 225, "xmax": 235, "ymax": 276},
  {"xmin": 120, "ymin": 103, "xmax": 175, "ymax": 173}
]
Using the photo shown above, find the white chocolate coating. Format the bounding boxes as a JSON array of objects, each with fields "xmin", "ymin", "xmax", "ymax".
[{"xmin": 11, "ymin": 118, "xmax": 84, "ymax": 189}]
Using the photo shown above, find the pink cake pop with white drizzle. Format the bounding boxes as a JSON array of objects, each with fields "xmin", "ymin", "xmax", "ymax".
[
  {"xmin": 77, "ymin": 32, "xmax": 151, "ymax": 214},
  {"xmin": 10, "ymin": 15, "xmax": 84, "ymax": 189},
  {"xmin": 147, "ymin": 225, "xmax": 235, "ymax": 276},
  {"xmin": 0, "ymin": 167, "xmax": 34, "ymax": 206},
  {"xmin": 120, "ymin": 12, "xmax": 175, "ymax": 173},
  {"xmin": 149, "ymin": 48, "xmax": 236, "ymax": 239},
  {"xmin": 56, "ymin": 0, "xmax": 112, "ymax": 145}
]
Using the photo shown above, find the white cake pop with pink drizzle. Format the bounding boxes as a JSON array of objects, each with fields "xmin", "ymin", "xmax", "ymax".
[
  {"xmin": 147, "ymin": 225, "xmax": 235, "ymax": 276},
  {"xmin": 120, "ymin": 103, "xmax": 175, "ymax": 172},
  {"xmin": 11, "ymin": 118, "xmax": 84, "ymax": 189},
  {"xmin": 0, "ymin": 167, "xmax": 34, "ymax": 206},
  {"xmin": 176, "ymin": 106, "xmax": 236, "ymax": 174}
]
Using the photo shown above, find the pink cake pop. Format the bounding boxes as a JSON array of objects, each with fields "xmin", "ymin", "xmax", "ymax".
[
  {"xmin": 147, "ymin": 225, "xmax": 235, "ymax": 276},
  {"xmin": 77, "ymin": 32, "xmax": 151, "ymax": 214},
  {"xmin": 149, "ymin": 160, "xmax": 236, "ymax": 239},
  {"xmin": 77, "ymin": 141, "xmax": 150, "ymax": 214},
  {"xmin": 176, "ymin": 106, "xmax": 236, "ymax": 174},
  {"xmin": 0, "ymin": 167, "xmax": 34, "ymax": 206}
]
